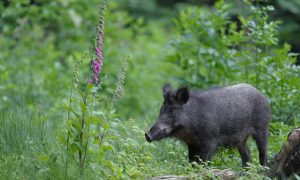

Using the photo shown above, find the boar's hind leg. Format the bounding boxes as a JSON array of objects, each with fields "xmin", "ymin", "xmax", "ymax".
[
  {"xmin": 237, "ymin": 140, "xmax": 251, "ymax": 167},
  {"xmin": 253, "ymin": 130, "xmax": 268, "ymax": 166}
]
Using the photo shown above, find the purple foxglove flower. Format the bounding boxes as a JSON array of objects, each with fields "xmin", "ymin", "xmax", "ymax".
[{"xmin": 90, "ymin": 32, "xmax": 104, "ymax": 84}]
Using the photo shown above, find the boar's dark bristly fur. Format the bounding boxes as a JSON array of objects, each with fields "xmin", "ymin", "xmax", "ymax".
[{"xmin": 145, "ymin": 83, "xmax": 271, "ymax": 166}]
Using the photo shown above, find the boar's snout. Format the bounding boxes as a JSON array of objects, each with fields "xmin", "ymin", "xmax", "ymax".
[
  {"xmin": 145, "ymin": 123, "xmax": 172, "ymax": 142},
  {"xmin": 145, "ymin": 133, "xmax": 153, "ymax": 142}
]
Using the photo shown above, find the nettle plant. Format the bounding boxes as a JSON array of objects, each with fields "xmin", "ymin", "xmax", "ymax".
[
  {"xmin": 61, "ymin": 0, "xmax": 129, "ymax": 176},
  {"xmin": 168, "ymin": 0, "xmax": 300, "ymax": 123}
]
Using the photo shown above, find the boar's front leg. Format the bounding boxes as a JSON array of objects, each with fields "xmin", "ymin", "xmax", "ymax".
[
  {"xmin": 188, "ymin": 144, "xmax": 201, "ymax": 163},
  {"xmin": 188, "ymin": 142, "xmax": 217, "ymax": 163}
]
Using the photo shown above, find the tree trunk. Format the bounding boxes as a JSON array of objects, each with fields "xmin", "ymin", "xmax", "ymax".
[{"xmin": 268, "ymin": 127, "xmax": 300, "ymax": 179}]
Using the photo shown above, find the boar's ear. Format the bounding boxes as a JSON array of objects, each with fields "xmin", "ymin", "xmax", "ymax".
[
  {"xmin": 175, "ymin": 87, "xmax": 189, "ymax": 105},
  {"xmin": 163, "ymin": 84, "xmax": 172, "ymax": 99}
]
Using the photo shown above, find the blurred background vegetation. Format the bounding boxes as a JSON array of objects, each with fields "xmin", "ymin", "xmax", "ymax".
[{"xmin": 0, "ymin": 0, "xmax": 299, "ymax": 179}]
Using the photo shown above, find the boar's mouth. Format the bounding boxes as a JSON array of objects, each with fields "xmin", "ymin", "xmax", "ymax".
[
  {"xmin": 145, "ymin": 130, "xmax": 168, "ymax": 142},
  {"xmin": 145, "ymin": 133, "xmax": 152, "ymax": 142},
  {"xmin": 145, "ymin": 124, "xmax": 183, "ymax": 142}
]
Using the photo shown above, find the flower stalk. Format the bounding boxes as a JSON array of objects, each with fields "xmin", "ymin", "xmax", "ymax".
[{"xmin": 89, "ymin": 0, "xmax": 107, "ymax": 84}]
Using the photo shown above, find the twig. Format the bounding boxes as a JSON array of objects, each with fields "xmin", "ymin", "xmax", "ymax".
[{"xmin": 284, "ymin": 104, "xmax": 300, "ymax": 123}]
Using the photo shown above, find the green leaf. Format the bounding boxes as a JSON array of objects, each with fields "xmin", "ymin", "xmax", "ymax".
[
  {"xmin": 266, "ymin": 5, "xmax": 275, "ymax": 11},
  {"xmin": 103, "ymin": 123, "xmax": 110, "ymax": 130},
  {"xmin": 71, "ymin": 121, "xmax": 81, "ymax": 135},
  {"xmin": 109, "ymin": 113, "xmax": 120, "ymax": 119},
  {"xmin": 37, "ymin": 154, "xmax": 49, "ymax": 163},
  {"xmin": 86, "ymin": 116, "xmax": 103, "ymax": 125},
  {"xmin": 69, "ymin": 142, "xmax": 82, "ymax": 153},
  {"xmin": 92, "ymin": 111, "xmax": 104, "ymax": 115}
]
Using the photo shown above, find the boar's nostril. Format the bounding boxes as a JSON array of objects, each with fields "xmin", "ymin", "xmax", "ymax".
[{"xmin": 145, "ymin": 133, "xmax": 152, "ymax": 142}]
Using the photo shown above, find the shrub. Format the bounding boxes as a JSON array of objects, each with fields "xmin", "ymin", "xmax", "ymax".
[{"xmin": 168, "ymin": 0, "xmax": 300, "ymax": 123}]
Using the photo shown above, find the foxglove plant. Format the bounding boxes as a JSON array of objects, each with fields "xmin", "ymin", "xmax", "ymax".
[
  {"xmin": 64, "ymin": 0, "xmax": 108, "ymax": 176},
  {"xmin": 63, "ymin": 0, "xmax": 130, "ymax": 177}
]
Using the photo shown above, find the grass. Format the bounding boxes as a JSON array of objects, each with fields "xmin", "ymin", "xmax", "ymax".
[
  {"xmin": 0, "ymin": 101, "xmax": 47, "ymax": 155},
  {"xmin": 0, "ymin": 97, "xmax": 294, "ymax": 179}
]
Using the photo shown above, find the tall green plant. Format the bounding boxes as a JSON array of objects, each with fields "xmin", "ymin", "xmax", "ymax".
[{"xmin": 61, "ymin": 0, "xmax": 129, "ymax": 177}]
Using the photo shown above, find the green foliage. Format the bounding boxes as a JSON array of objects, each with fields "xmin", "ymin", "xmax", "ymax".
[{"xmin": 169, "ymin": 0, "xmax": 300, "ymax": 122}]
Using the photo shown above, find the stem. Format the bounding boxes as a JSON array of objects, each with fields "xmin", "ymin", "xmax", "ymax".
[
  {"xmin": 79, "ymin": 60, "xmax": 93, "ymax": 174},
  {"xmin": 279, "ymin": 70, "xmax": 284, "ymax": 120},
  {"xmin": 245, "ymin": 52, "xmax": 248, "ymax": 83},
  {"xmin": 222, "ymin": 58, "xmax": 226, "ymax": 85},
  {"xmin": 218, "ymin": 150, "xmax": 227, "ymax": 166},
  {"xmin": 65, "ymin": 77, "xmax": 75, "ymax": 179},
  {"xmin": 208, "ymin": 59, "xmax": 212, "ymax": 85},
  {"xmin": 265, "ymin": 45, "xmax": 269, "ymax": 94},
  {"xmin": 99, "ymin": 130, "xmax": 106, "ymax": 150},
  {"xmin": 284, "ymin": 104, "xmax": 300, "ymax": 124},
  {"xmin": 65, "ymin": 133, "xmax": 69, "ymax": 179},
  {"xmin": 98, "ymin": 103, "xmax": 113, "ymax": 150},
  {"xmin": 82, "ymin": 92, "xmax": 96, "ymax": 171},
  {"xmin": 255, "ymin": 45, "xmax": 260, "ymax": 88},
  {"xmin": 82, "ymin": 122, "xmax": 91, "ymax": 169}
]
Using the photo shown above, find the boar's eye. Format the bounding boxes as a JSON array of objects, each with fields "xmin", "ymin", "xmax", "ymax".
[{"xmin": 160, "ymin": 103, "xmax": 173, "ymax": 114}]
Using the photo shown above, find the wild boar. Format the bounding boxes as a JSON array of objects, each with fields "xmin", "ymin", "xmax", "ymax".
[{"xmin": 145, "ymin": 83, "xmax": 270, "ymax": 166}]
